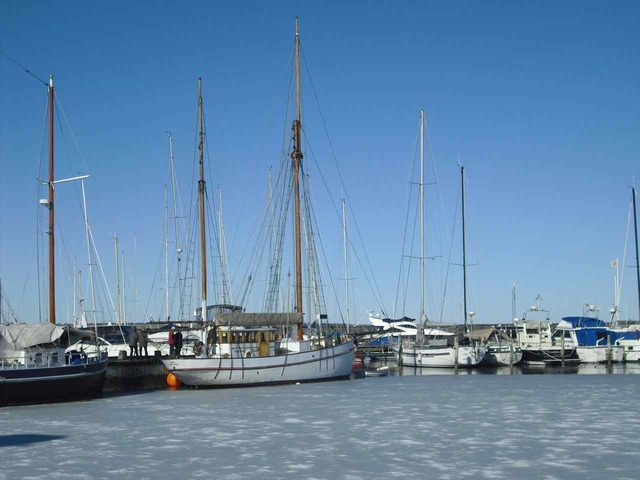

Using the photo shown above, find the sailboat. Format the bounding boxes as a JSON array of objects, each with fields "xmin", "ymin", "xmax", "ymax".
[
  {"xmin": 162, "ymin": 20, "xmax": 354, "ymax": 387},
  {"xmin": 613, "ymin": 184, "xmax": 640, "ymax": 361},
  {"xmin": 394, "ymin": 111, "xmax": 485, "ymax": 368},
  {"xmin": 0, "ymin": 75, "xmax": 108, "ymax": 406}
]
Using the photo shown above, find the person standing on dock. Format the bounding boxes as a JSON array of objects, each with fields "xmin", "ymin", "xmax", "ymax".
[
  {"xmin": 128, "ymin": 326, "xmax": 139, "ymax": 358},
  {"xmin": 139, "ymin": 330, "xmax": 149, "ymax": 358},
  {"xmin": 175, "ymin": 330, "xmax": 183, "ymax": 358},
  {"xmin": 169, "ymin": 327, "xmax": 176, "ymax": 357}
]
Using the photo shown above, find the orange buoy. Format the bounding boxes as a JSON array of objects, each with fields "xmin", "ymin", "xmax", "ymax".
[{"xmin": 166, "ymin": 372, "xmax": 182, "ymax": 388}]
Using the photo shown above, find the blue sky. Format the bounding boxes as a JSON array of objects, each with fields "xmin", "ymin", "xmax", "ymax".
[{"xmin": 1, "ymin": 1, "xmax": 639, "ymax": 326}]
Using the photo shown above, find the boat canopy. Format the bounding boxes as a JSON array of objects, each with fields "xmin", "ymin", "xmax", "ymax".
[
  {"xmin": 381, "ymin": 316, "xmax": 415, "ymax": 324},
  {"xmin": 560, "ymin": 316, "xmax": 606, "ymax": 329},
  {"xmin": 216, "ymin": 312, "xmax": 303, "ymax": 327},
  {"xmin": 0, "ymin": 323, "xmax": 65, "ymax": 350},
  {"xmin": 469, "ymin": 327, "xmax": 513, "ymax": 342},
  {"xmin": 367, "ymin": 336, "xmax": 395, "ymax": 346}
]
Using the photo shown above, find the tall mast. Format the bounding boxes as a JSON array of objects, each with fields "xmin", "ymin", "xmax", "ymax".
[
  {"xmin": 72, "ymin": 257, "xmax": 77, "ymax": 327},
  {"xmin": 115, "ymin": 236, "xmax": 121, "ymax": 325},
  {"xmin": 48, "ymin": 74, "xmax": 56, "ymax": 324},
  {"xmin": 168, "ymin": 133, "xmax": 184, "ymax": 319},
  {"xmin": 342, "ymin": 197, "xmax": 350, "ymax": 334},
  {"xmin": 512, "ymin": 280, "xmax": 516, "ymax": 321},
  {"xmin": 81, "ymin": 180, "xmax": 97, "ymax": 331},
  {"xmin": 418, "ymin": 109, "xmax": 425, "ymax": 342},
  {"xmin": 164, "ymin": 185, "xmax": 170, "ymax": 321},
  {"xmin": 292, "ymin": 18, "xmax": 304, "ymax": 340},
  {"xmin": 633, "ymin": 186, "xmax": 640, "ymax": 322},
  {"xmin": 122, "ymin": 250, "xmax": 127, "ymax": 324},
  {"xmin": 218, "ymin": 186, "xmax": 228, "ymax": 305},
  {"xmin": 78, "ymin": 270, "xmax": 84, "ymax": 326},
  {"xmin": 197, "ymin": 78, "xmax": 208, "ymax": 325},
  {"xmin": 461, "ymin": 165, "xmax": 468, "ymax": 332}
]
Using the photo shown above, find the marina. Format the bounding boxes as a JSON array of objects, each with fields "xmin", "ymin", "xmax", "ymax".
[{"xmin": 1, "ymin": 3, "xmax": 640, "ymax": 478}]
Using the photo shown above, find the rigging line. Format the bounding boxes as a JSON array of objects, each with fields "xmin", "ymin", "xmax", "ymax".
[
  {"xmin": 247, "ymin": 131, "xmax": 290, "ymax": 310},
  {"xmin": 18, "ymin": 242, "xmax": 37, "ymax": 323},
  {"xmin": 34, "ymin": 96, "xmax": 49, "ymax": 323},
  {"xmin": 0, "ymin": 282, "xmax": 21, "ymax": 323},
  {"xmin": 230, "ymin": 44, "xmax": 297, "ymax": 263},
  {"xmin": 424, "ymin": 114, "xmax": 450, "ymax": 302},
  {"xmin": 204, "ymin": 188, "xmax": 224, "ymax": 303},
  {"xmin": 462, "ymin": 173, "xmax": 481, "ymax": 317},
  {"xmin": 234, "ymin": 142, "xmax": 290, "ymax": 308},
  {"xmin": 394, "ymin": 123, "xmax": 421, "ymax": 318},
  {"xmin": 618, "ymin": 196, "xmax": 633, "ymax": 313},
  {"xmin": 301, "ymin": 127, "xmax": 387, "ymax": 315},
  {"xmin": 300, "ymin": 45, "xmax": 387, "ymax": 312},
  {"xmin": 265, "ymin": 166, "xmax": 293, "ymax": 312},
  {"xmin": 54, "ymin": 93, "xmax": 92, "ymax": 175},
  {"xmin": 304, "ymin": 171, "xmax": 343, "ymax": 325},
  {"xmin": 88, "ymin": 227, "xmax": 117, "ymax": 315},
  {"xmin": 0, "ymin": 49, "xmax": 49, "ymax": 86},
  {"xmin": 439, "ymin": 177, "xmax": 460, "ymax": 325},
  {"xmin": 143, "ymin": 239, "xmax": 165, "ymax": 323},
  {"xmin": 52, "ymin": 99, "xmax": 88, "ymax": 232},
  {"xmin": 402, "ymin": 183, "xmax": 419, "ymax": 319}
]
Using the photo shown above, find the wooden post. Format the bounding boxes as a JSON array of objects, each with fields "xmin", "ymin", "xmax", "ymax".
[
  {"xmin": 509, "ymin": 340, "xmax": 514, "ymax": 373},
  {"xmin": 454, "ymin": 336, "xmax": 459, "ymax": 373}
]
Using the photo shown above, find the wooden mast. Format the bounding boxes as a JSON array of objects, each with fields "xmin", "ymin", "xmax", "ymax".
[
  {"xmin": 48, "ymin": 74, "xmax": 56, "ymax": 324},
  {"xmin": 198, "ymin": 78, "xmax": 208, "ymax": 326},
  {"xmin": 461, "ymin": 165, "xmax": 468, "ymax": 332},
  {"xmin": 292, "ymin": 18, "xmax": 304, "ymax": 340}
]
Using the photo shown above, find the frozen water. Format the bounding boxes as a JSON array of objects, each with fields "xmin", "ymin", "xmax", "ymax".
[{"xmin": 1, "ymin": 367, "xmax": 640, "ymax": 479}]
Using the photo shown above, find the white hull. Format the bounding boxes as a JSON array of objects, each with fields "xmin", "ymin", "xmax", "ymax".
[
  {"xmin": 163, "ymin": 340, "xmax": 355, "ymax": 387},
  {"xmin": 485, "ymin": 347, "xmax": 523, "ymax": 366},
  {"xmin": 616, "ymin": 339, "xmax": 640, "ymax": 362},
  {"xmin": 576, "ymin": 345, "xmax": 624, "ymax": 363},
  {"xmin": 396, "ymin": 344, "xmax": 486, "ymax": 368}
]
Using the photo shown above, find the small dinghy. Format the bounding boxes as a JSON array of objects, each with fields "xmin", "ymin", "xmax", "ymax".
[{"xmin": 364, "ymin": 366, "xmax": 390, "ymax": 377}]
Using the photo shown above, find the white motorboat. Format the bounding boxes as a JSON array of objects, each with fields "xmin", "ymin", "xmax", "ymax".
[{"xmin": 396, "ymin": 337, "xmax": 486, "ymax": 368}]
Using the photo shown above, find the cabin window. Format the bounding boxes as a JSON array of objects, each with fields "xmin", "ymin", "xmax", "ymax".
[
  {"xmin": 527, "ymin": 329, "xmax": 539, "ymax": 335},
  {"xmin": 220, "ymin": 332, "xmax": 229, "ymax": 343},
  {"xmin": 51, "ymin": 352, "xmax": 59, "ymax": 365},
  {"xmin": 33, "ymin": 352, "xmax": 44, "ymax": 366}
]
